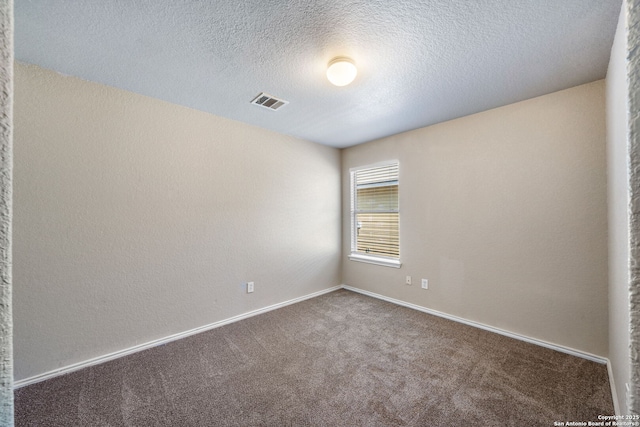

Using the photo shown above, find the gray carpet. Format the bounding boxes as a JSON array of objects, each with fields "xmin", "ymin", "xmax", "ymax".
[{"xmin": 15, "ymin": 289, "xmax": 613, "ymax": 426}]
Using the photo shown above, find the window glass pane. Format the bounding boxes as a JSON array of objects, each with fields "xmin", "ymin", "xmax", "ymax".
[
  {"xmin": 356, "ymin": 212, "xmax": 399, "ymax": 257},
  {"xmin": 351, "ymin": 162, "xmax": 400, "ymax": 260},
  {"xmin": 356, "ymin": 185, "xmax": 398, "ymax": 211}
]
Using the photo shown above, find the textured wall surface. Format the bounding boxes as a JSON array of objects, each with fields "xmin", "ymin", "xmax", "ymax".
[
  {"xmin": 628, "ymin": 0, "xmax": 640, "ymax": 415},
  {"xmin": 342, "ymin": 81, "xmax": 608, "ymax": 357},
  {"xmin": 13, "ymin": 0, "xmax": 621, "ymax": 148},
  {"xmin": 0, "ymin": 0, "xmax": 11, "ymax": 424},
  {"xmin": 13, "ymin": 63, "xmax": 341, "ymax": 381},
  {"xmin": 607, "ymin": 2, "xmax": 631, "ymax": 415}
]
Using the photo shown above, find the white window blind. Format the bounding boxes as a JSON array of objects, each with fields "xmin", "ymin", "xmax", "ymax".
[{"xmin": 350, "ymin": 162, "xmax": 399, "ymax": 263}]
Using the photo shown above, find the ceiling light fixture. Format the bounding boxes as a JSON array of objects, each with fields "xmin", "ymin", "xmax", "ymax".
[{"xmin": 326, "ymin": 57, "xmax": 357, "ymax": 87}]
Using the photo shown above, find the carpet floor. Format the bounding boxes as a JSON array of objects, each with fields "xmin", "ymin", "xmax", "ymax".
[{"xmin": 15, "ymin": 289, "xmax": 613, "ymax": 426}]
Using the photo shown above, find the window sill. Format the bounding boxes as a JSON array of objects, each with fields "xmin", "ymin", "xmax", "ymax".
[{"xmin": 348, "ymin": 253, "xmax": 402, "ymax": 268}]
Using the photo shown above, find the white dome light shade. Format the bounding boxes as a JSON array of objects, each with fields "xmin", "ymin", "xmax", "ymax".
[{"xmin": 326, "ymin": 57, "xmax": 357, "ymax": 86}]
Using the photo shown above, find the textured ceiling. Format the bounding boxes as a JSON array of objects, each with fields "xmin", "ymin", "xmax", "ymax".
[{"xmin": 15, "ymin": 0, "xmax": 622, "ymax": 148}]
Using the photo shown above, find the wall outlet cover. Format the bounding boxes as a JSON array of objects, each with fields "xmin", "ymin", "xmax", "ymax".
[{"xmin": 247, "ymin": 281, "xmax": 254, "ymax": 293}]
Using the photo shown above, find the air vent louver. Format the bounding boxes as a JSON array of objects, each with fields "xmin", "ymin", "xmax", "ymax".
[{"xmin": 251, "ymin": 92, "xmax": 288, "ymax": 111}]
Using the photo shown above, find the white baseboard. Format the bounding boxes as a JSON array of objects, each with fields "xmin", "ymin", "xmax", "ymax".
[
  {"xmin": 14, "ymin": 285, "xmax": 342, "ymax": 389},
  {"xmin": 341, "ymin": 285, "xmax": 608, "ymax": 365}
]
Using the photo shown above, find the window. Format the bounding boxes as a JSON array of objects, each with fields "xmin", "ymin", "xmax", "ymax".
[{"xmin": 349, "ymin": 161, "xmax": 401, "ymax": 268}]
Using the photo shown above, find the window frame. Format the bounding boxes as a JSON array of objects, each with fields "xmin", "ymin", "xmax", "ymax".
[{"xmin": 348, "ymin": 160, "xmax": 402, "ymax": 269}]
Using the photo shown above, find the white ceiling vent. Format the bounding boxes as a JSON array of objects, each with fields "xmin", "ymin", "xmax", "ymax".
[{"xmin": 251, "ymin": 92, "xmax": 288, "ymax": 111}]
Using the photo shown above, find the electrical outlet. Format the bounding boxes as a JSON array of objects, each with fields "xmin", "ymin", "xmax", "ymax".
[
  {"xmin": 247, "ymin": 281, "xmax": 254, "ymax": 293},
  {"xmin": 421, "ymin": 279, "xmax": 428, "ymax": 289},
  {"xmin": 405, "ymin": 276, "xmax": 412, "ymax": 285}
]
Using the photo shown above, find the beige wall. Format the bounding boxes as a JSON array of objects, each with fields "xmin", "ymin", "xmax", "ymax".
[
  {"xmin": 13, "ymin": 62, "xmax": 342, "ymax": 381},
  {"xmin": 607, "ymin": 2, "xmax": 630, "ymax": 415},
  {"xmin": 342, "ymin": 81, "xmax": 608, "ymax": 357}
]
